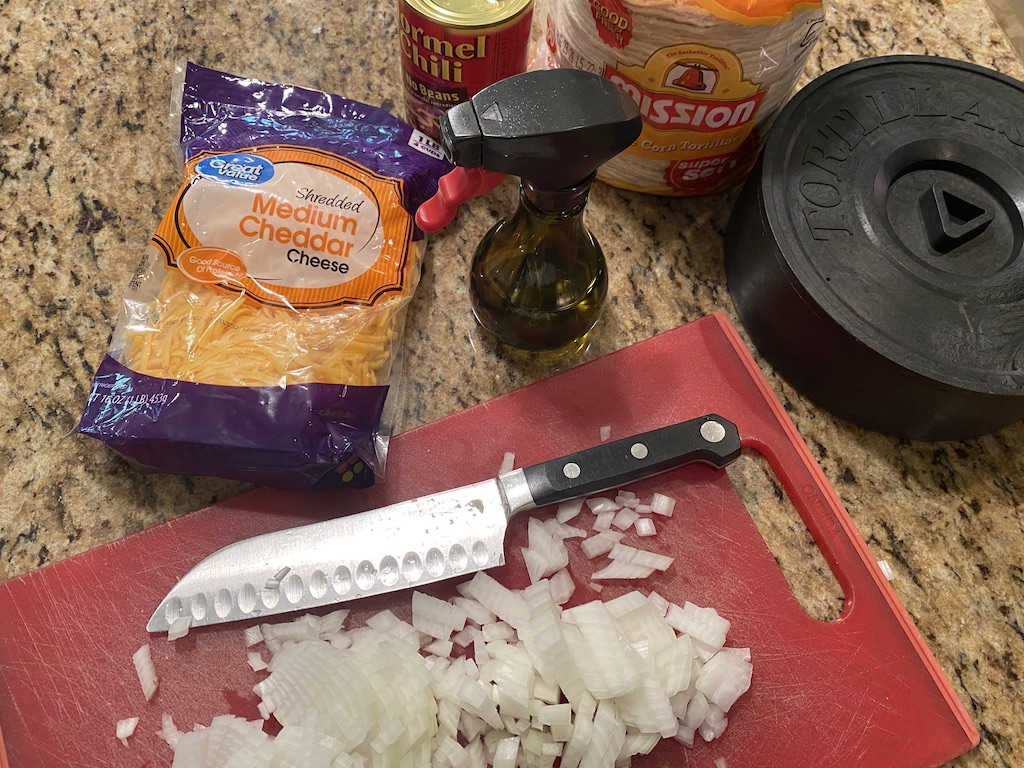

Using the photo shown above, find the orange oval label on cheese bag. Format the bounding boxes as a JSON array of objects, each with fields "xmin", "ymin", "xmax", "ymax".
[{"xmin": 178, "ymin": 246, "xmax": 249, "ymax": 286}]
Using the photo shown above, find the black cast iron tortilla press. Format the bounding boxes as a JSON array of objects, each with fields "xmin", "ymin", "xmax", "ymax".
[{"xmin": 724, "ymin": 56, "xmax": 1024, "ymax": 441}]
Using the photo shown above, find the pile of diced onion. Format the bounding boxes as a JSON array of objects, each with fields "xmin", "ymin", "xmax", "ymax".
[{"xmin": 139, "ymin": 488, "xmax": 753, "ymax": 768}]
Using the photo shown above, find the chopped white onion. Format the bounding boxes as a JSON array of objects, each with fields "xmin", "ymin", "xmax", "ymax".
[
  {"xmin": 592, "ymin": 510, "xmax": 616, "ymax": 532},
  {"xmin": 611, "ymin": 507, "xmax": 640, "ymax": 530},
  {"xmin": 532, "ymin": 675, "xmax": 562, "ymax": 705},
  {"xmin": 555, "ymin": 498, "xmax": 585, "ymax": 523},
  {"xmin": 523, "ymin": 581, "xmax": 587, "ymax": 708},
  {"xmin": 132, "ymin": 643, "xmax": 158, "ymax": 701},
  {"xmin": 550, "ymin": 721, "xmax": 574, "ymax": 742},
  {"xmin": 317, "ymin": 609, "xmax": 350, "ymax": 639},
  {"xmin": 499, "ymin": 451, "xmax": 516, "ymax": 474},
  {"xmin": 699, "ymin": 702, "xmax": 729, "ymax": 742},
  {"xmin": 243, "ymin": 625, "xmax": 264, "ymax": 648},
  {"xmin": 647, "ymin": 591, "xmax": 670, "ymax": 618},
  {"xmin": 453, "ymin": 596, "xmax": 497, "ymax": 627},
  {"xmin": 561, "ymin": 601, "xmax": 645, "ymax": 698},
  {"xmin": 492, "ymin": 735, "xmax": 520, "ymax": 768},
  {"xmin": 650, "ymin": 493, "xmax": 676, "ymax": 517},
  {"xmin": 580, "ymin": 530, "xmax": 625, "ymax": 559},
  {"xmin": 261, "ymin": 618, "xmax": 318, "ymax": 651},
  {"xmin": 599, "ymin": 425, "xmax": 612, "ymax": 442},
  {"xmin": 634, "ymin": 517, "xmax": 657, "ymax": 537},
  {"xmin": 247, "ymin": 651, "xmax": 269, "ymax": 672},
  {"xmin": 615, "ymin": 491, "xmax": 639, "ymax": 509},
  {"xmin": 459, "ymin": 572, "xmax": 528, "ymax": 630},
  {"xmin": 452, "ymin": 626, "xmax": 482, "ymax": 648},
  {"xmin": 625, "ymin": 729, "xmax": 661, "ymax": 756},
  {"xmin": 166, "ymin": 616, "xmax": 192, "ymax": 642},
  {"xmin": 548, "ymin": 568, "xmax": 576, "ymax": 606},
  {"xmin": 460, "ymin": 710, "xmax": 486, "ymax": 742},
  {"xmin": 544, "ymin": 518, "xmax": 588, "ymax": 539},
  {"xmin": 610, "ymin": 543, "xmax": 674, "ymax": 572},
  {"xmin": 482, "ymin": 621, "xmax": 515, "ymax": 643},
  {"xmin": 586, "ymin": 497, "xmax": 620, "ymax": 514},
  {"xmin": 697, "ymin": 650, "xmax": 753, "ymax": 712},
  {"xmin": 715, "ymin": 757, "xmax": 729, "ymax": 768},
  {"xmin": 665, "ymin": 602, "xmax": 731, "ymax": 651},
  {"xmin": 466, "ymin": 735, "xmax": 487, "ymax": 767},
  {"xmin": 116, "ymin": 717, "xmax": 138, "ymax": 747},
  {"xmin": 265, "ymin": 566, "xmax": 291, "ymax": 592},
  {"xmin": 158, "ymin": 712, "xmax": 180, "ymax": 748},
  {"xmin": 412, "ymin": 591, "xmax": 468, "ymax": 640},
  {"xmin": 365, "ymin": 608, "xmax": 401, "ymax": 632},
  {"xmin": 329, "ymin": 632, "xmax": 352, "ymax": 651},
  {"xmin": 172, "ymin": 715, "xmax": 269, "ymax": 767},
  {"xmin": 537, "ymin": 703, "xmax": 572, "ymax": 725},
  {"xmin": 591, "ymin": 560, "xmax": 657, "ymax": 580},
  {"xmin": 878, "ymin": 559, "xmax": 895, "ymax": 581},
  {"xmin": 581, "ymin": 699, "xmax": 626, "ymax": 768},
  {"xmin": 603, "ymin": 591, "xmax": 650, "ymax": 618}
]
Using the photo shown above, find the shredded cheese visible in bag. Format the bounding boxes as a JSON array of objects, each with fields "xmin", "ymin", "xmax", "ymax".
[{"xmin": 122, "ymin": 269, "xmax": 406, "ymax": 388}]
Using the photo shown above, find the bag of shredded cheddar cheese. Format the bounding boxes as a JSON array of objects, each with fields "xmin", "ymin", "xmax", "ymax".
[{"xmin": 76, "ymin": 62, "xmax": 451, "ymax": 490}]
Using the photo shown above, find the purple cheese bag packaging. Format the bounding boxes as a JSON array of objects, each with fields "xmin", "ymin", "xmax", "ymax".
[{"xmin": 77, "ymin": 62, "xmax": 452, "ymax": 490}]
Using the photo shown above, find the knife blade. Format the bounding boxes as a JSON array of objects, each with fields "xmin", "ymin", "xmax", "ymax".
[{"xmin": 147, "ymin": 414, "xmax": 741, "ymax": 633}]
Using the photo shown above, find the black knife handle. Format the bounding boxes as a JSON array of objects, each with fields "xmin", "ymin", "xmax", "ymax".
[{"xmin": 521, "ymin": 415, "xmax": 741, "ymax": 508}]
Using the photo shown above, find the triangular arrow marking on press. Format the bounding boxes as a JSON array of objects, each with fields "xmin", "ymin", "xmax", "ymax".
[{"xmin": 480, "ymin": 102, "xmax": 503, "ymax": 123}]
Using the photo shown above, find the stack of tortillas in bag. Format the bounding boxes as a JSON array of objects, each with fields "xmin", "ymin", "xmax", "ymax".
[{"xmin": 534, "ymin": 0, "xmax": 826, "ymax": 195}]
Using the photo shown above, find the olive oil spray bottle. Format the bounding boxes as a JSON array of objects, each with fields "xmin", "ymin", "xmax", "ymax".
[{"xmin": 416, "ymin": 69, "xmax": 641, "ymax": 351}]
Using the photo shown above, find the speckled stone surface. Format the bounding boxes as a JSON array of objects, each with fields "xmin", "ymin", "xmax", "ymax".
[{"xmin": 1, "ymin": 0, "xmax": 1023, "ymax": 765}]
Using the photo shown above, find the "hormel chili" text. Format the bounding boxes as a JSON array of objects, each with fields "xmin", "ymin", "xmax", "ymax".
[
  {"xmin": 398, "ymin": 0, "xmax": 533, "ymax": 139},
  {"xmin": 399, "ymin": 14, "xmax": 486, "ymax": 84}
]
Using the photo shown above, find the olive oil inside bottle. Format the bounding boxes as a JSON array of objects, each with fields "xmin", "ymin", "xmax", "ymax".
[{"xmin": 469, "ymin": 180, "xmax": 608, "ymax": 351}]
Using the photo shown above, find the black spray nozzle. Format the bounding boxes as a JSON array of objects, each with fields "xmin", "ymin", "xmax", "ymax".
[{"xmin": 439, "ymin": 69, "xmax": 642, "ymax": 192}]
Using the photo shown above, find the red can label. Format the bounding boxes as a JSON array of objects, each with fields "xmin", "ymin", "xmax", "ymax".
[{"xmin": 398, "ymin": 0, "xmax": 534, "ymax": 139}]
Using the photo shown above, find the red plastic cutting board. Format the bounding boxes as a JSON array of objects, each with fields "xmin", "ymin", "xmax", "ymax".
[{"xmin": 0, "ymin": 313, "xmax": 977, "ymax": 768}]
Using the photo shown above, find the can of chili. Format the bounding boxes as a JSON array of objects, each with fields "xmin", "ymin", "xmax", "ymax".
[{"xmin": 398, "ymin": 0, "xmax": 534, "ymax": 139}]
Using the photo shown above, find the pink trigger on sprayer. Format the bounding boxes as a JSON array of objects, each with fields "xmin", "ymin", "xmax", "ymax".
[{"xmin": 415, "ymin": 69, "xmax": 642, "ymax": 352}]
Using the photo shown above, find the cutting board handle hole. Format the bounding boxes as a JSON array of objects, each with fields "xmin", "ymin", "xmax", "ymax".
[{"xmin": 727, "ymin": 453, "xmax": 846, "ymax": 623}]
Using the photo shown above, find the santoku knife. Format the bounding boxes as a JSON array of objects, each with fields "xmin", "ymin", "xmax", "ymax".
[{"xmin": 148, "ymin": 414, "xmax": 741, "ymax": 633}]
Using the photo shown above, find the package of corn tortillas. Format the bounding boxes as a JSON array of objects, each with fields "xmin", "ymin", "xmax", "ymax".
[
  {"xmin": 76, "ymin": 62, "xmax": 451, "ymax": 490},
  {"xmin": 534, "ymin": 0, "xmax": 826, "ymax": 195}
]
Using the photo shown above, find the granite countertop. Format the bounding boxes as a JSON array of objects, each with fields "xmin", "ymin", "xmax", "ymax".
[{"xmin": 1, "ymin": 0, "xmax": 1022, "ymax": 764}]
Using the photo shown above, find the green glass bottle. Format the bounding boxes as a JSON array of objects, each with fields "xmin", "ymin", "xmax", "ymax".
[{"xmin": 470, "ymin": 177, "xmax": 607, "ymax": 350}]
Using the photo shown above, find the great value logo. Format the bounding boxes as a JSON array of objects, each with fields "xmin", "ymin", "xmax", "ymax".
[{"xmin": 196, "ymin": 154, "xmax": 275, "ymax": 187}]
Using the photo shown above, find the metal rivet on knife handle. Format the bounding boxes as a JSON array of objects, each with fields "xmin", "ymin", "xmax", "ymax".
[
  {"xmin": 563, "ymin": 462, "xmax": 581, "ymax": 478},
  {"xmin": 630, "ymin": 443, "xmax": 649, "ymax": 459},
  {"xmin": 700, "ymin": 420, "xmax": 727, "ymax": 443}
]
